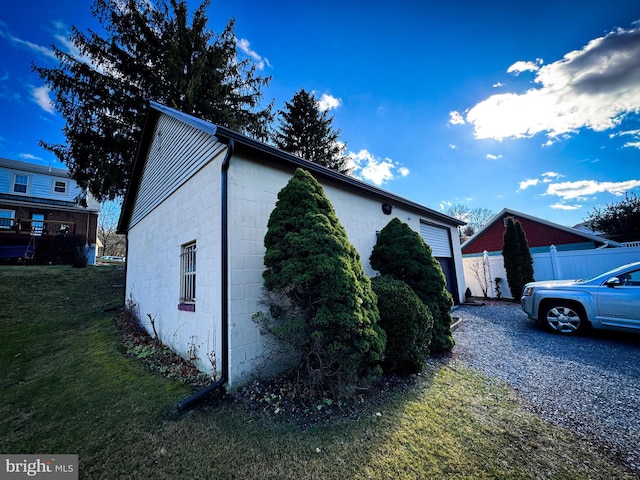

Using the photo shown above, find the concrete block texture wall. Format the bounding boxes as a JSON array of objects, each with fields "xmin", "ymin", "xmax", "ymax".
[
  {"xmin": 126, "ymin": 158, "xmax": 223, "ymax": 379},
  {"xmin": 127, "ymin": 146, "xmax": 465, "ymax": 389},
  {"xmin": 225, "ymin": 156, "xmax": 465, "ymax": 387}
]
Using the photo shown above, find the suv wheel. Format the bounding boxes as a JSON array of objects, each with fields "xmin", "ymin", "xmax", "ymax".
[{"xmin": 541, "ymin": 303, "xmax": 584, "ymax": 335}]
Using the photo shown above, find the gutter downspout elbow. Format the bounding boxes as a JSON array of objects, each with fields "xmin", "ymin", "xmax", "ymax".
[{"xmin": 178, "ymin": 138, "xmax": 234, "ymax": 411}]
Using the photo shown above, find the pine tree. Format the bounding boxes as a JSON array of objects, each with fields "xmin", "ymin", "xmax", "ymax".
[
  {"xmin": 274, "ymin": 89, "xmax": 351, "ymax": 174},
  {"xmin": 370, "ymin": 218, "xmax": 455, "ymax": 352},
  {"xmin": 502, "ymin": 217, "xmax": 535, "ymax": 298},
  {"xmin": 256, "ymin": 168, "xmax": 385, "ymax": 398},
  {"xmin": 34, "ymin": 0, "xmax": 273, "ymax": 201}
]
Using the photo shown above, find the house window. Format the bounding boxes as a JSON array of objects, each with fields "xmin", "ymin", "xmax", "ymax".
[
  {"xmin": 503, "ymin": 216, "xmax": 515, "ymax": 227},
  {"xmin": 53, "ymin": 180, "xmax": 68, "ymax": 194},
  {"xmin": 31, "ymin": 213, "xmax": 45, "ymax": 236},
  {"xmin": 13, "ymin": 174, "xmax": 29, "ymax": 194},
  {"xmin": 0, "ymin": 209, "xmax": 15, "ymax": 229},
  {"xmin": 179, "ymin": 241, "xmax": 197, "ymax": 309}
]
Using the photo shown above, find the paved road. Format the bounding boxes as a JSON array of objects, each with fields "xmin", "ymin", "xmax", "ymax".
[{"xmin": 450, "ymin": 301, "xmax": 640, "ymax": 472}]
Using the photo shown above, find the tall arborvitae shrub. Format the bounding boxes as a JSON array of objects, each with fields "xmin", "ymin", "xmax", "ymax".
[
  {"xmin": 257, "ymin": 168, "xmax": 386, "ymax": 398},
  {"xmin": 370, "ymin": 218, "xmax": 455, "ymax": 352},
  {"xmin": 502, "ymin": 217, "xmax": 535, "ymax": 299},
  {"xmin": 371, "ymin": 275, "xmax": 433, "ymax": 374}
]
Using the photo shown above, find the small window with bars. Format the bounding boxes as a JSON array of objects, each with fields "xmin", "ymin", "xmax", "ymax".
[{"xmin": 180, "ymin": 241, "xmax": 197, "ymax": 306}]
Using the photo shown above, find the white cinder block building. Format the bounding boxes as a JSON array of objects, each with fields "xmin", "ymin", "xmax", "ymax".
[{"xmin": 118, "ymin": 102, "xmax": 465, "ymax": 401}]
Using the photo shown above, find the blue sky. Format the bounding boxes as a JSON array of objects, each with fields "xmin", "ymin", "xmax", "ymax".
[{"xmin": 2, "ymin": 1, "xmax": 640, "ymax": 228}]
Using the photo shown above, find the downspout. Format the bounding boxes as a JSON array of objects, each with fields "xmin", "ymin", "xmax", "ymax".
[{"xmin": 178, "ymin": 138, "xmax": 233, "ymax": 410}]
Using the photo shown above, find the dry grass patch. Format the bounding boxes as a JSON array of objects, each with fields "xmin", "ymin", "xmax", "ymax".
[{"xmin": 0, "ymin": 266, "xmax": 635, "ymax": 479}]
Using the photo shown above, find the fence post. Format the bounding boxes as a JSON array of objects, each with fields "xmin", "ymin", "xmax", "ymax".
[
  {"xmin": 484, "ymin": 250, "xmax": 495, "ymax": 297},
  {"xmin": 549, "ymin": 245, "xmax": 561, "ymax": 280}
]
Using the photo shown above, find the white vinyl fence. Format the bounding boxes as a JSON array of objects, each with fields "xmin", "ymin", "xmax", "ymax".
[{"xmin": 463, "ymin": 245, "xmax": 640, "ymax": 299}]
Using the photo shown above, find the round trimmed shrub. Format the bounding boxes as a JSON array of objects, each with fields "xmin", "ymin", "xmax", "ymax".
[
  {"xmin": 370, "ymin": 218, "xmax": 455, "ymax": 352},
  {"xmin": 371, "ymin": 275, "xmax": 433, "ymax": 374}
]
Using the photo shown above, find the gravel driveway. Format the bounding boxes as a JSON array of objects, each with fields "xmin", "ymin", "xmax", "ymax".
[{"xmin": 450, "ymin": 301, "xmax": 640, "ymax": 472}]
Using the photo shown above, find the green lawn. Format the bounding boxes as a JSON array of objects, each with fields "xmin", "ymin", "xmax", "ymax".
[{"xmin": 0, "ymin": 266, "xmax": 634, "ymax": 479}]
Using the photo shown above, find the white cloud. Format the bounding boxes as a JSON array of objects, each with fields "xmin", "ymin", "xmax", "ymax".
[
  {"xmin": 545, "ymin": 179, "xmax": 640, "ymax": 200},
  {"xmin": 616, "ymin": 129, "xmax": 640, "ymax": 136},
  {"xmin": 0, "ymin": 23, "xmax": 57, "ymax": 60},
  {"xmin": 519, "ymin": 178, "xmax": 539, "ymax": 190},
  {"xmin": 316, "ymin": 93, "xmax": 342, "ymax": 112},
  {"xmin": 612, "ymin": 129, "xmax": 640, "ymax": 149},
  {"xmin": 542, "ymin": 171, "xmax": 561, "ymax": 182},
  {"xmin": 18, "ymin": 153, "xmax": 43, "ymax": 160},
  {"xmin": 448, "ymin": 110, "xmax": 465, "ymax": 125},
  {"xmin": 348, "ymin": 149, "xmax": 408, "ymax": 186},
  {"xmin": 464, "ymin": 23, "xmax": 640, "ymax": 141},
  {"xmin": 506, "ymin": 59, "xmax": 542, "ymax": 75},
  {"xmin": 493, "ymin": 82, "xmax": 505, "ymax": 88},
  {"xmin": 449, "ymin": 144, "xmax": 458, "ymax": 149},
  {"xmin": 486, "ymin": 153, "xmax": 502, "ymax": 160},
  {"xmin": 32, "ymin": 86, "xmax": 54, "ymax": 114},
  {"xmin": 1, "ymin": 20, "xmax": 100, "ymax": 79},
  {"xmin": 550, "ymin": 203, "xmax": 582, "ymax": 210},
  {"xmin": 236, "ymin": 37, "xmax": 271, "ymax": 70}
]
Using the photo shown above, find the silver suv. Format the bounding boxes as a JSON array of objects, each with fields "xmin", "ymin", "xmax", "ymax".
[{"xmin": 521, "ymin": 261, "xmax": 640, "ymax": 335}]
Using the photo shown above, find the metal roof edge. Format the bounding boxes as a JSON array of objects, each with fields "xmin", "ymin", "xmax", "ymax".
[
  {"xmin": 460, "ymin": 208, "xmax": 509, "ymax": 249},
  {"xmin": 149, "ymin": 101, "xmax": 219, "ymax": 137},
  {"xmin": 118, "ymin": 102, "xmax": 465, "ymax": 232},
  {"xmin": 205, "ymin": 121, "xmax": 465, "ymax": 227},
  {"xmin": 117, "ymin": 104, "xmax": 162, "ymax": 233},
  {"xmin": 0, "ymin": 157, "xmax": 70, "ymax": 178}
]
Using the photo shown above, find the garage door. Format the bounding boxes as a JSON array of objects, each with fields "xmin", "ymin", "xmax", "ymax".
[
  {"xmin": 419, "ymin": 221, "xmax": 459, "ymax": 303},
  {"xmin": 420, "ymin": 222, "xmax": 452, "ymax": 258}
]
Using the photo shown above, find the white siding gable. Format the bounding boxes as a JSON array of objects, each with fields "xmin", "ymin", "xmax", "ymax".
[{"xmin": 129, "ymin": 113, "xmax": 226, "ymax": 228}]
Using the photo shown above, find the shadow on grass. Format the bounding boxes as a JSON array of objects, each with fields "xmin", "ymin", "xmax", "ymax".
[{"xmin": 1, "ymin": 266, "xmax": 636, "ymax": 479}]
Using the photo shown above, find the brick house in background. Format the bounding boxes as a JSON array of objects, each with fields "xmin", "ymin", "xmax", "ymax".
[
  {"xmin": 0, "ymin": 158, "xmax": 100, "ymax": 264},
  {"xmin": 461, "ymin": 208, "xmax": 622, "ymax": 257}
]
